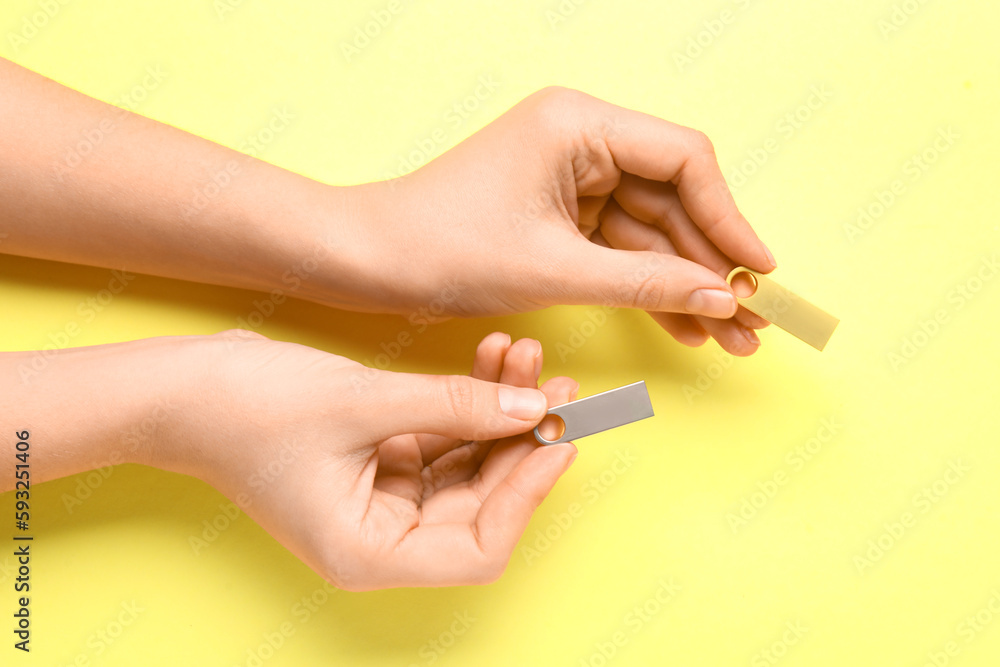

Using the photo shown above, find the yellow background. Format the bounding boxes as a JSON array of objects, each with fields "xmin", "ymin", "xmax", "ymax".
[{"xmin": 2, "ymin": 0, "xmax": 998, "ymax": 665}]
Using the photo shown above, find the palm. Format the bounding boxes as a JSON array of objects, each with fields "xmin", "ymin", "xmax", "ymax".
[{"xmin": 342, "ymin": 333, "xmax": 577, "ymax": 587}]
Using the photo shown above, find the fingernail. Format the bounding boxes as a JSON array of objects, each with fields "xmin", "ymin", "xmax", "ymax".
[
  {"xmin": 498, "ymin": 386, "xmax": 547, "ymax": 420},
  {"xmin": 532, "ymin": 343, "xmax": 543, "ymax": 380},
  {"xmin": 763, "ymin": 244, "xmax": 777, "ymax": 269},
  {"xmin": 686, "ymin": 289, "xmax": 737, "ymax": 318},
  {"xmin": 570, "ymin": 382, "xmax": 580, "ymax": 401},
  {"xmin": 740, "ymin": 326, "xmax": 761, "ymax": 346}
]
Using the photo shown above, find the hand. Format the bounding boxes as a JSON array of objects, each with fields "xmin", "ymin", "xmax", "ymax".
[
  {"xmin": 159, "ymin": 330, "xmax": 578, "ymax": 590},
  {"xmin": 0, "ymin": 63, "xmax": 771, "ymax": 355},
  {"xmin": 341, "ymin": 87, "xmax": 775, "ymax": 355}
]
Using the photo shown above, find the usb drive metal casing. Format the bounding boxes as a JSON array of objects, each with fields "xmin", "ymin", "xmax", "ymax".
[
  {"xmin": 727, "ymin": 267, "xmax": 839, "ymax": 351},
  {"xmin": 534, "ymin": 381, "xmax": 654, "ymax": 445}
]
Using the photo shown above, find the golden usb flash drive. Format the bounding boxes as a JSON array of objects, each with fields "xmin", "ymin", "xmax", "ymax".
[
  {"xmin": 532, "ymin": 270, "xmax": 836, "ymax": 446},
  {"xmin": 726, "ymin": 267, "xmax": 839, "ymax": 351}
]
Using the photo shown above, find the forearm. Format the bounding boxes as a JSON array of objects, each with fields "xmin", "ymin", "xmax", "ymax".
[
  {"xmin": 0, "ymin": 336, "xmax": 199, "ymax": 492},
  {"xmin": 0, "ymin": 57, "xmax": 370, "ymax": 305}
]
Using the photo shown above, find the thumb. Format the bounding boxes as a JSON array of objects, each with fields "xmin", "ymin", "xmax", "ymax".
[
  {"xmin": 362, "ymin": 371, "xmax": 548, "ymax": 443},
  {"xmin": 548, "ymin": 242, "xmax": 739, "ymax": 318}
]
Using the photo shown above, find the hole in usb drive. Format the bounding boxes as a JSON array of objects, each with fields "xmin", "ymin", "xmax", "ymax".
[
  {"xmin": 536, "ymin": 414, "xmax": 566, "ymax": 443},
  {"xmin": 731, "ymin": 270, "xmax": 758, "ymax": 298}
]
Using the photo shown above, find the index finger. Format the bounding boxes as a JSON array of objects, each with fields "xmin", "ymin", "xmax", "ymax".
[{"xmin": 596, "ymin": 100, "xmax": 776, "ymax": 273}]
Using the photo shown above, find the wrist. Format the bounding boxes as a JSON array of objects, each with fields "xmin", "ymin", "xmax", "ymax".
[
  {"xmin": 0, "ymin": 335, "xmax": 208, "ymax": 488},
  {"xmin": 118, "ymin": 335, "xmax": 214, "ymax": 474},
  {"xmin": 287, "ymin": 180, "xmax": 398, "ymax": 312}
]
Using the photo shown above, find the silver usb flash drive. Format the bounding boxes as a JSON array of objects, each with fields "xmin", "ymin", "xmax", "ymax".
[{"xmin": 533, "ymin": 381, "xmax": 654, "ymax": 445}]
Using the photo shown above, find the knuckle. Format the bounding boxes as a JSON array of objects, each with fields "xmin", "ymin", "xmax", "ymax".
[
  {"xmin": 627, "ymin": 273, "xmax": 668, "ymax": 311},
  {"xmin": 441, "ymin": 375, "xmax": 480, "ymax": 422},
  {"xmin": 533, "ymin": 85, "xmax": 577, "ymax": 104},
  {"xmin": 527, "ymin": 86, "xmax": 585, "ymax": 132},
  {"xmin": 699, "ymin": 206, "xmax": 736, "ymax": 237},
  {"xmin": 687, "ymin": 129, "xmax": 716, "ymax": 156}
]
